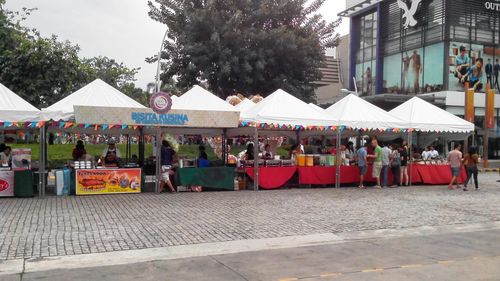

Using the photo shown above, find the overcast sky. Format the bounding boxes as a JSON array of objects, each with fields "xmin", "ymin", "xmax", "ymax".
[{"xmin": 5, "ymin": 0, "xmax": 349, "ymax": 89}]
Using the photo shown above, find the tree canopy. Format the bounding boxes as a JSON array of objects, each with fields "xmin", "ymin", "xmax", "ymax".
[
  {"xmin": 148, "ymin": 0, "xmax": 341, "ymax": 101},
  {"xmin": 0, "ymin": 0, "xmax": 147, "ymax": 108}
]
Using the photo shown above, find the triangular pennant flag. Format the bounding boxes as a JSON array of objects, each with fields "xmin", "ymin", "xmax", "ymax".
[
  {"xmin": 4, "ymin": 122, "xmax": 12, "ymax": 127},
  {"xmin": 12, "ymin": 122, "xmax": 19, "ymax": 127},
  {"xmin": 59, "ymin": 122, "xmax": 65, "ymax": 129},
  {"xmin": 102, "ymin": 124, "xmax": 109, "ymax": 130},
  {"xmin": 84, "ymin": 123, "xmax": 91, "ymax": 129},
  {"xmin": 64, "ymin": 122, "xmax": 73, "ymax": 129},
  {"xmin": 94, "ymin": 124, "xmax": 99, "ymax": 131},
  {"xmin": 133, "ymin": 125, "xmax": 138, "ymax": 130},
  {"xmin": 121, "ymin": 125, "xmax": 127, "ymax": 130}
]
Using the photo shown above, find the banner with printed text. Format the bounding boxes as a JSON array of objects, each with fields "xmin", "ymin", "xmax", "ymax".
[
  {"xmin": 0, "ymin": 171, "xmax": 14, "ymax": 197},
  {"xmin": 76, "ymin": 169, "xmax": 141, "ymax": 195}
]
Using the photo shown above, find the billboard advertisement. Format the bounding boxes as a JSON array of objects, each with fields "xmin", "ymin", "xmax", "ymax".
[{"xmin": 383, "ymin": 43, "xmax": 444, "ymax": 95}]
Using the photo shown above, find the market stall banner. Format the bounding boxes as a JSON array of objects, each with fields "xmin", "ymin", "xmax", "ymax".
[
  {"xmin": 11, "ymin": 148, "xmax": 31, "ymax": 170},
  {"xmin": 0, "ymin": 171, "xmax": 14, "ymax": 197},
  {"xmin": 74, "ymin": 106, "xmax": 239, "ymax": 128},
  {"xmin": 76, "ymin": 168, "xmax": 141, "ymax": 195},
  {"xmin": 176, "ymin": 167, "xmax": 235, "ymax": 191}
]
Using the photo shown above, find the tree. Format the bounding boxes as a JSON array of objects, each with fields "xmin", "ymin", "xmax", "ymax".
[{"xmin": 148, "ymin": 0, "xmax": 341, "ymax": 101}]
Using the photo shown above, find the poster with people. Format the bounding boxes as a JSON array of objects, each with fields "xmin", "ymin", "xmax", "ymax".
[
  {"xmin": 355, "ymin": 60, "xmax": 376, "ymax": 96},
  {"xmin": 11, "ymin": 148, "xmax": 31, "ymax": 170},
  {"xmin": 448, "ymin": 42, "xmax": 500, "ymax": 92},
  {"xmin": 383, "ymin": 43, "xmax": 444, "ymax": 95}
]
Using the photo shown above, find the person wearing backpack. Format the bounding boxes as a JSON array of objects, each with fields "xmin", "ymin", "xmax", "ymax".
[{"xmin": 390, "ymin": 144, "xmax": 402, "ymax": 187}]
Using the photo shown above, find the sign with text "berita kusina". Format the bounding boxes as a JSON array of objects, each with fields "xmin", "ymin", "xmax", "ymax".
[{"xmin": 74, "ymin": 106, "xmax": 239, "ymax": 128}]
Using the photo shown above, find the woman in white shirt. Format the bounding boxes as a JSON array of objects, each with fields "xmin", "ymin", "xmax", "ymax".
[{"xmin": 0, "ymin": 146, "xmax": 12, "ymax": 167}]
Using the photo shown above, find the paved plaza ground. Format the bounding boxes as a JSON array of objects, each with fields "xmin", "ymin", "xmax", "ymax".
[{"xmin": 1, "ymin": 174, "xmax": 499, "ymax": 261}]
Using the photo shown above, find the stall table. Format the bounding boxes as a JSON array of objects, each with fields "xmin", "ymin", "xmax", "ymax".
[
  {"xmin": 0, "ymin": 169, "xmax": 34, "ymax": 197},
  {"xmin": 176, "ymin": 167, "xmax": 235, "ymax": 191},
  {"xmin": 299, "ymin": 164, "xmax": 466, "ymax": 186},
  {"xmin": 245, "ymin": 167, "xmax": 297, "ymax": 190}
]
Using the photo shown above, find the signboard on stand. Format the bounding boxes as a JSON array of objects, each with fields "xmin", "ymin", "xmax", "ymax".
[
  {"xmin": 11, "ymin": 149, "xmax": 31, "ymax": 170},
  {"xmin": 76, "ymin": 169, "xmax": 141, "ymax": 195},
  {"xmin": 0, "ymin": 171, "xmax": 14, "ymax": 197}
]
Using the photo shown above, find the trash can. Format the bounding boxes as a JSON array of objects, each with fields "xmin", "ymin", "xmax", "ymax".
[{"xmin": 14, "ymin": 170, "xmax": 34, "ymax": 197}]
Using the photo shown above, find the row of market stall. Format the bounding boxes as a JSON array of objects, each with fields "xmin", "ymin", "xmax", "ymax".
[{"xmin": 0, "ymin": 79, "xmax": 474, "ymax": 197}]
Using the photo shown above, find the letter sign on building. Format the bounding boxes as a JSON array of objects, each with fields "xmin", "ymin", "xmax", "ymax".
[
  {"xmin": 485, "ymin": 1, "xmax": 500, "ymax": 12},
  {"xmin": 397, "ymin": 0, "xmax": 422, "ymax": 28}
]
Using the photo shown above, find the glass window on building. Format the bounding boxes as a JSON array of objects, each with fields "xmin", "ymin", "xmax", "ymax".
[{"xmin": 354, "ymin": 11, "xmax": 377, "ymax": 96}]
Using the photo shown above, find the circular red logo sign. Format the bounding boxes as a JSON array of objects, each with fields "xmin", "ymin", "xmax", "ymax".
[
  {"xmin": 150, "ymin": 92, "xmax": 172, "ymax": 114},
  {"xmin": 0, "ymin": 179, "xmax": 10, "ymax": 192}
]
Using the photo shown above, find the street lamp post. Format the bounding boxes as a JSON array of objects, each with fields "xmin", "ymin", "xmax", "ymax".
[
  {"xmin": 155, "ymin": 29, "xmax": 170, "ymax": 92},
  {"xmin": 154, "ymin": 28, "xmax": 170, "ymax": 193}
]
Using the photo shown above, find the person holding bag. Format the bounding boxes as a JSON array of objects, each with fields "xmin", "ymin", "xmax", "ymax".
[
  {"xmin": 462, "ymin": 147, "xmax": 479, "ymax": 191},
  {"xmin": 390, "ymin": 144, "xmax": 401, "ymax": 187}
]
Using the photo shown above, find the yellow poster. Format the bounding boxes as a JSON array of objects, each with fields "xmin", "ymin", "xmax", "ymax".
[{"xmin": 76, "ymin": 169, "xmax": 141, "ymax": 195}]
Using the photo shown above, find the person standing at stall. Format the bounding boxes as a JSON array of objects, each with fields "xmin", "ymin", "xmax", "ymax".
[
  {"xmin": 356, "ymin": 142, "xmax": 368, "ymax": 189},
  {"xmin": 244, "ymin": 142, "xmax": 255, "ymax": 160},
  {"xmin": 368, "ymin": 139, "xmax": 383, "ymax": 188},
  {"xmin": 72, "ymin": 140, "xmax": 87, "ymax": 161},
  {"xmin": 381, "ymin": 143, "xmax": 392, "ymax": 188},
  {"xmin": 447, "ymin": 144, "xmax": 463, "ymax": 190},
  {"xmin": 462, "ymin": 147, "xmax": 479, "ymax": 191},
  {"xmin": 160, "ymin": 140, "xmax": 176, "ymax": 193},
  {"xmin": 400, "ymin": 141, "xmax": 410, "ymax": 186},
  {"xmin": 101, "ymin": 139, "xmax": 122, "ymax": 167},
  {"xmin": 0, "ymin": 146, "xmax": 12, "ymax": 167},
  {"xmin": 390, "ymin": 144, "xmax": 401, "ymax": 187}
]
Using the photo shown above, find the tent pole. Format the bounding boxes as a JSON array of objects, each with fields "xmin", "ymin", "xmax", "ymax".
[
  {"xmin": 39, "ymin": 125, "xmax": 46, "ymax": 198},
  {"xmin": 155, "ymin": 128, "xmax": 162, "ymax": 193},
  {"xmin": 253, "ymin": 127, "xmax": 259, "ymax": 191},
  {"xmin": 223, "ymin": 129, "xmax": 227, "ymax": 165},
  {"xmin": 408, "ymin": 131, "xmax": 413, "ymax": 187},
  {"xmin": 335, "ymin": 129, "xmax": 341, "ymax": 188},
  {"xmin": 138, "ymin": 127, "xmax": 145, "ymax": 166}
]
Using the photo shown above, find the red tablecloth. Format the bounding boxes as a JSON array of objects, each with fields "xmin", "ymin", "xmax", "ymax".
[
  {"xmin": 411, "ymin": 165, "xmax": 467, "ymax": 185},
  {"xmin": 245, "ymin": 167, "xmax": 297, "ymax": 190},
  {"xmin": 298, "ymin": 166, "xmax": 396, "ymax": 185},
  {"xmin": 298, "ymin": 165, "xmax": 462, "ymax": 185}
]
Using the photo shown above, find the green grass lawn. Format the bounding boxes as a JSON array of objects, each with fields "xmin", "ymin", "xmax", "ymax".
[{"xmin": 10, "ymin": 143, "xmax": 291, "ymax": 168}]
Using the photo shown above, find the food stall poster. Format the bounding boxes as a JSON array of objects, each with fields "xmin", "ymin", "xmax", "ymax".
[
  {"xmin": 76, "ymin": 169, "xmax": 141, "ymax": 195},
  {"xmin": 0, "ymin": 171, "xmax": 14, "ymax": 197},
  {"xmin": 11, "ymin": 149, "xmax": 31, "ymax": 170}
]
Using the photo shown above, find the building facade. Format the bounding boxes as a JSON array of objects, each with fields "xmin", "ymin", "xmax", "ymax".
[{"xmin": 340, "ymin": 0, "xmax": 500, "ymax": 158}]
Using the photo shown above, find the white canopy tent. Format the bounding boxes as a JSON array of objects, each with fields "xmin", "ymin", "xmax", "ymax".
[
  {"xmin": 308, "ymin": 103, "xmax": 324, "ymax": 113},
  {"xmin": 0, "ymin": 83, "xmax": 40, "ymax": 122},
  {"xmin": 240, "ymin": 89, "xmax": 336, "ymax": 126},
  {"xmin": 234, "ymin": 98, "xmax": 256, "ymax": 113},
  {"xmin": 325, "ymin": 94, "xmax": 406, "ymax": 130},
  {"xmin": 42, "ymin": 79, "xmax": 146, "ymax": 121},
  {"xmin": 389, "ymin": 97, "xmax": 474, "ymax": 133},
  {"xmin": 172, "ymin": 85, "xmax": 238, "ymax": 112}
]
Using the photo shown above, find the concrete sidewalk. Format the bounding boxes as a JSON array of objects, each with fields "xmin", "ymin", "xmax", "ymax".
[{"xmin": 2, "ymin": 223, "xmax": 500, "ymax": 281}]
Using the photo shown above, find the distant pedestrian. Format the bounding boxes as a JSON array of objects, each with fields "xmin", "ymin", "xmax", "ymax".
[
  {"xmin": 400, "ymin": 141, "xmax": 410, "ymax": 186},
  {"xmin": 368, "ymin": 139, "xmax": 383, "ymax": 188},
  {"xmin": 486, "ymin": 58, "xmax": 493, "ymax": 87},
  {"xmin": 390, "ymin": 144, "xmax": 401, "ymax": 187},
  {"xmin": 447, "ymin": 144, "xmax": 463, "ymax": 190},
  {"xmin": 356, "ymin": 142, "xmax": 368, "ymax": 189},
  {"xmin": 462, "ymin": 147, "xmax": 479, "ymax": 191},
  {"xmin": 494, "ymin": 59, "xmax": 500, "ymax": 90},
  {"xmin": 381, "ymin": 143, "xmax": 392, "ymax": 187}
]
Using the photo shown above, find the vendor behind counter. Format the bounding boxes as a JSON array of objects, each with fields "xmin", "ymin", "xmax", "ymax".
[{"xmin": 101, "ymin": 139, "xmax": 122, "ymax": 167}]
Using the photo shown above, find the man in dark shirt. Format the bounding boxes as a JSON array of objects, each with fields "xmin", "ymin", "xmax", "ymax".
[
  {"xmin": 486, "ymin": 59, "xmax": 493, "ymax": 87},
  {"xmin": 494, "ymin": 59, "xmax": 500, "ymax": 91}
]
